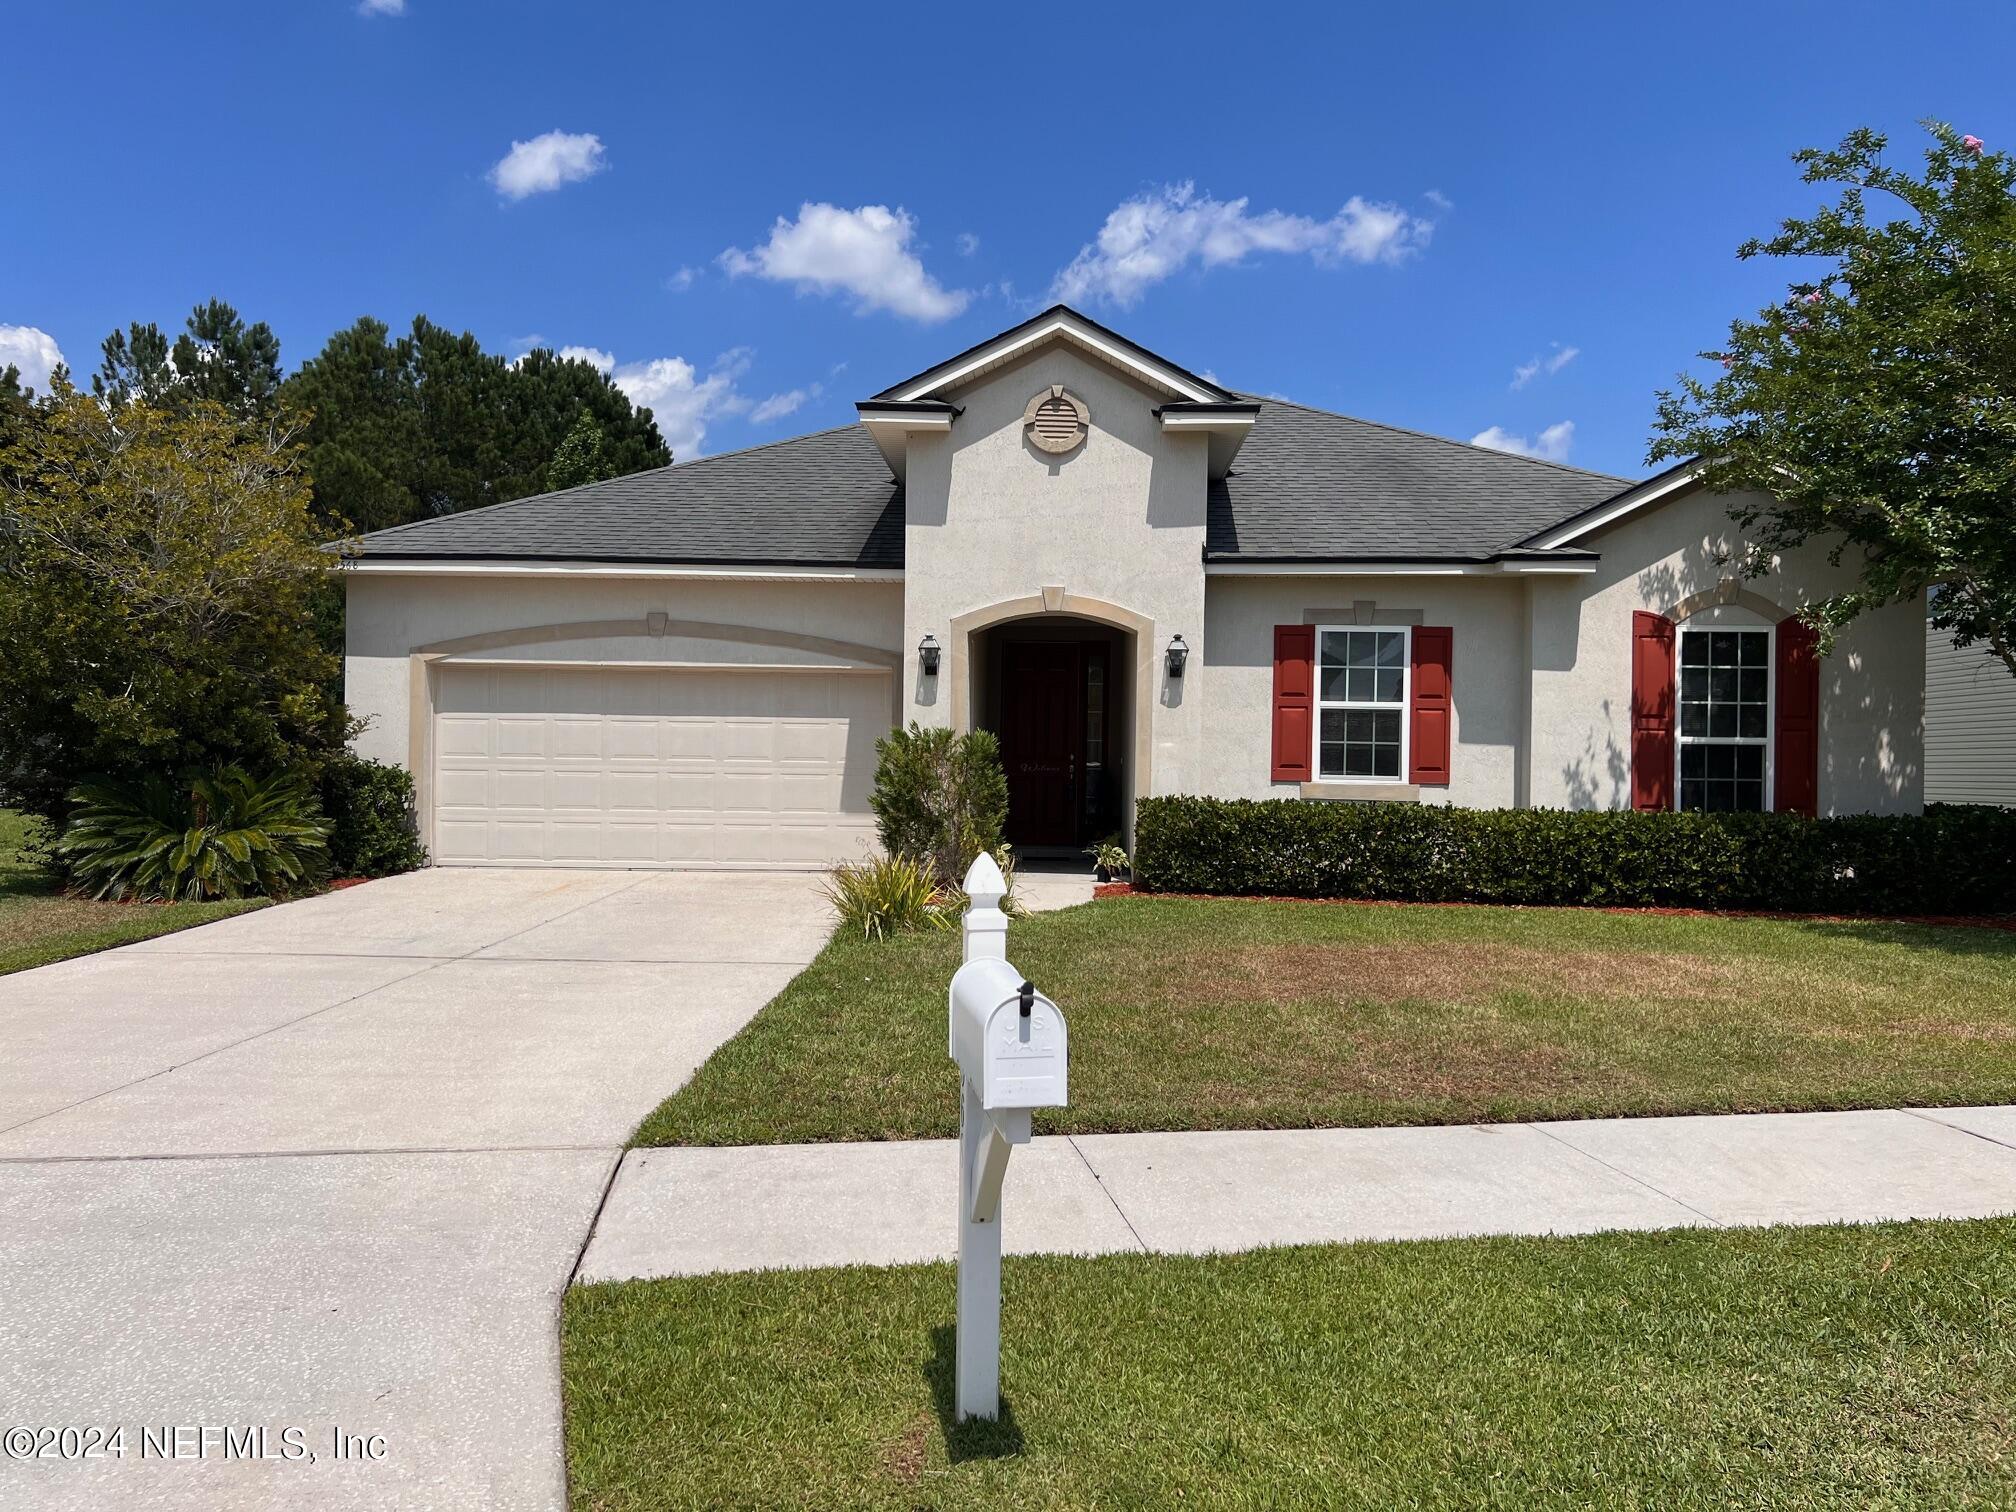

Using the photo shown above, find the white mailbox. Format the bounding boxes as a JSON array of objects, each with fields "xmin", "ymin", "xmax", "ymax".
[
  {"xmin": 949, "ymin": 956, "xmax": 1069, "ymax": 1113},
  {"xmin": 947, "ymin": 851, "xmax": 1070, "ymax": 1424}
]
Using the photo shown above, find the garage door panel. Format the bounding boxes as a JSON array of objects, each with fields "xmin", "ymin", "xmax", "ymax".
[
  {"xmin": 494, "ymin": 718, "xmax": 550, "ymax": 759},
  {"xmin": 432, "ymin": 665, "xmax": 885, "ymax": 869},
  {"xmin": 605, "ymin": 721, "xmax": 660, "ymax": 761}
]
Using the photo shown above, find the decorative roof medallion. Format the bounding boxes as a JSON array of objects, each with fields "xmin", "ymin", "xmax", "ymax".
[{"xmin": 1022, "ymin": 385, "xmax": 1090, "ymax": 455}]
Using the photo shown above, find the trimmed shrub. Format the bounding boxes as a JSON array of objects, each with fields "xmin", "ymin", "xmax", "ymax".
[
  {"xmin": 319, "ymin": 752, "xmax": 428, "ymax": 878},
  {"xmin": 869, "ymin": 723, "xmax": 1009, "ymax": 888},
  {"xmin": 1131, "ymin": 798, "xmax": 2016, "ymax": 916},
  {"xmin": 823, "ymin": 853, "xmax": 958, "ymax": 940},
  {"xmin": 57, "ymin": 766, "xmax": 332, "ymax": 902}
]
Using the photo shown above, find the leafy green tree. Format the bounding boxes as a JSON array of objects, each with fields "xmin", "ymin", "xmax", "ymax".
[
  {"xmin": 284, "ymin": 318, "xmax": 669, "ymax": 532},
  {"xmin": 546, "ymin": 410, "xmax": 614, "ymax": 490},
  {"xmin": 1651, "ymin": 123, "xmax": 2016, "ymax": 677},
  {"xmin": 94, "ymin": 299, "xmax": 284, "ymax": 420},
  {"xmin": 0, "ymin": 384, "xmax": 347, "ymax": 825}
]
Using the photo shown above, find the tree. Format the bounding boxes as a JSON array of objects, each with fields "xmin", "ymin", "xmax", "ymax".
[
  {"xmin": 546, "ymin": 410, "xmax": 614, "ymax": 490},
  {"xmin": 0, "ymin": 383, "xmax": 347, "ymax": 824},
  {"xmin": 1650, "ymin": 123, "xmax": 2016, "ymax": 677},
  {"xmin": 284, "ymin": 318, "xmax": 669, "ymax": 533},
  {"xmin": 94, "ymin": 299, "xmax": 284, "ymax": 420}
]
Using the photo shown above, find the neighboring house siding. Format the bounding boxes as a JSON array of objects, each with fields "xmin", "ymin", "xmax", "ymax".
[{"xmin": 1925, "ymin": 628, "xmax": 2016, "ymax": 805}]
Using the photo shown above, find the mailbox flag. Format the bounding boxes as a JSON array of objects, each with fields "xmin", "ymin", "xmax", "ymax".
[
  {"xmin": 1630, "ymin": 610, "xmax": 1676, "ymax": 810},
  {"xmin": 1271, "ymin": 625, "xmax": 1315, "ymax": 782}
]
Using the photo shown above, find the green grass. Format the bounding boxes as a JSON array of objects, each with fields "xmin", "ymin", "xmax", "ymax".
[
  {"xmin": 564, "ymin": 1218, "xmax": 2016, "ymax": 1509},
  {"xmin": 634, "ymin": 895, "xmax": 2016, "ymax": 1146},
  {"xmin": 0, "ymin": 808, "xmax": 267, "ymax": 976}
]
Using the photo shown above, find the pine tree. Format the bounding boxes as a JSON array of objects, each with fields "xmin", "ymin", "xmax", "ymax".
[
  {"xmin": 93, "ymin": 300, "xmax": 283, "ymax": 420},
  {"xmin": 285, "ymin": 318, "xmax": 670, "ymax": 533}
]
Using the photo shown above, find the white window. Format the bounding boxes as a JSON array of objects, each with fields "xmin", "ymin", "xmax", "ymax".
[
  {"xmin": 1316, "ymin": 627, "xmax": 1409, "ymax": 781},
  {"xmin": 1676, "ymin": 621, "xmax": 1773, "ymax": 813}
]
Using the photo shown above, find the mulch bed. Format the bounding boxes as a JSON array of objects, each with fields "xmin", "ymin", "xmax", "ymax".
[{"xmin": 1090, "ymin": 882, "xmax": 2016, "ymax": 933}]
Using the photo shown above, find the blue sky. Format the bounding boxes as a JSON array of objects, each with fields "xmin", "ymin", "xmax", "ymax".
[{"xmin": 6, "ymin": 1, "xmax": 2009, "ymax": 478}]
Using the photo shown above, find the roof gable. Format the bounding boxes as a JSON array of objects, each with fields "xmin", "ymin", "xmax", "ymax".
[{"xmin": 870, "ymin": 304, "xmax": 1234, "ymax": 405}]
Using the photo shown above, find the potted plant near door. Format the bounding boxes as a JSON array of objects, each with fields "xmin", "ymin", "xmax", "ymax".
[{"xmin": 1088, "ymin": 840, "xmax": 1129, "ymax": 884}]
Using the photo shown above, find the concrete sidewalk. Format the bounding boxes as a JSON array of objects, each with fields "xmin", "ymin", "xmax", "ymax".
[{"xmin": 579, "ymin": 1104, "xmax": 2016, "ymax": 1282}]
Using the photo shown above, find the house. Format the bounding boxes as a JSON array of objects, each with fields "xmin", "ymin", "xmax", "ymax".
[
  {"xmin": 339, "ymin": 305, "xmax": 1925, "ymax": 868},
  {"xmin": 1925, "ymin": 625, "xmax": 2016, "ymax": 805}
]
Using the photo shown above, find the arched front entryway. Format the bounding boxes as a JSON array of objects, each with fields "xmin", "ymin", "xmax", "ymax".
[{"xmin": 949, "ymin": 594, "xmax": 1155, "ymax": 852}]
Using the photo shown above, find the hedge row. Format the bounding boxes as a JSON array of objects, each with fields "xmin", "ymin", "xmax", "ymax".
[{"xmin": 1131, "ymin": 798, "xmax": 2016, "ymax": 916}]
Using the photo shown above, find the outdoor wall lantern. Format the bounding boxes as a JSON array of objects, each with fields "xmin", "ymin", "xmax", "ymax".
[
  {"xmin": 919, "ymin": 634, "xmax": 942, "ymax": 677},
  {"xmin": 1166, "ymin": 634, "xmax": 1189, "ymax": 679}
]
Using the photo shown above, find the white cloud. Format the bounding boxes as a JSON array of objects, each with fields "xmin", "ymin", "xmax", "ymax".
[
  {"xmin": 489, "ymin": 130, "xmax": 607, "ymax": 202},
  {"xmin": 749, "ymin": 383, "xmax": 822, "ymax": 424},
  {"xmin": 357, "ymin": 0, "xmax": 404, "ymax": 14},
  {"xmin": 556, "ymin": 345, "xmax": 614, "ymax": 373},
  {"xmin": 0, "ymin": 324, "xmax": 64, "ymax": 392},
  {"xmin": 666, "ymin": 266, "xmax": 700, "ymax": 293},
  {"xmin": 957, "ymin": 232, "xmax": 981, "ymax": 257},
  {"xmin": 1052, "ymin": 182, "xmax": 1436, "ymax": 307},
  {"xmin": 1424, "ymin": 189, "xmax": 1453, "ymax": 210},
  {"xmin": 720, "ymin": 203, "xmax": 970, "ymax": 323},
  {"xmin": 609, "ymin": 348, "xmax": 753, "ymax": 459},
  {"xmin": 1511, "ymin": 344, "xmax": 1579, "ymax": 390},
  {"xmin": 1471, "ymin": 421, "xmax": 1575, "ymax": 463}
]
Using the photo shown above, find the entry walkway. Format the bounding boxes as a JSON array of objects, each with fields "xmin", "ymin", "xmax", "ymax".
[{"xmin": 579, "ymin": 1104, "xmax": 2016, "ymax": 1281}]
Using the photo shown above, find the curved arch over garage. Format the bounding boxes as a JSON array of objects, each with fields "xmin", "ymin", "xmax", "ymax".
[{"xmin": 411, "ymin": 616, "xmax": 900, "ymax": 669}]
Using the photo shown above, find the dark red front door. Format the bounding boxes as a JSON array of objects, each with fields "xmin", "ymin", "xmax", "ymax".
[{"xmin": 1001, "ymin": 642, "xmax": 1084, "ymax": 847}]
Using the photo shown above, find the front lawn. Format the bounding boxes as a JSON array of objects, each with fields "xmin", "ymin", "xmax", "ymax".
[
  {"xmin": 634, "ymin": 896, "xmax": 2016, "ymax": 1146},
  {"xmin": 0, "ymin": 808, "xmax": 267, "ymax": 977},
  {"xmin": 564, "ymin": 1218, "xmax": 2016, "ymax": 1509}
]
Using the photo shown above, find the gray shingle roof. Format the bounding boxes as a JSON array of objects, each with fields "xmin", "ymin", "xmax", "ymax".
[
  {"xmin": 1208, "ymin": 397, "xmax": 1633, "ymax": 561},
  {"xmin": 342, "ymin": 424, "xmax": 903, "ymax": 567},
  {"xmin": 343, "ymin": 394, "xmax": 1637, "ymax": 568}
]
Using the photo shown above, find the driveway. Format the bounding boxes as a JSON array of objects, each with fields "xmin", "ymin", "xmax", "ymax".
[{"xmin": 0, "ymin": 868, "xmax": 831, "ymax": 1511}]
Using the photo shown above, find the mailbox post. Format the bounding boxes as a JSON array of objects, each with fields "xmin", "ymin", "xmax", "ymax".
[{"xmin": 948, "ymin": 852, "xmax": 1068, "ymax": 1422}]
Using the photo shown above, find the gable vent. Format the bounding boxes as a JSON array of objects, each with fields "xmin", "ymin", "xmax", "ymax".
[
  {"xmin": 1033, "ymin": 397, "xmax": 1079, "ymax": 440},
  {"xmin": 1022, "ymin": 384, "xmax": 1090, "ymax": 455}
]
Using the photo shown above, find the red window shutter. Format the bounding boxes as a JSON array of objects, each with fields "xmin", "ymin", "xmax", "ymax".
[
  {"xmin": 1775, "ymin": 618, "xmax": 1821, "ymax": 816},
  {"xmin": 1271, "ymin": 625, "xmax": 1315, "ymax": 782},
  {"xmin": 1409, "ymin": 626, "xmax": 1453, "ymax": 786},
  {"xmin": 1630, "ymin": 611, "xmax": 1676, "ymax": 810}
]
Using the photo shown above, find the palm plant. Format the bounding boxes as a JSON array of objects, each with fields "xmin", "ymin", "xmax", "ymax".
[
  {"xmin": 57, "ymin": 766, "xmax": 332, "ymax": 902},
  {"xmin": 822, "ymin": 853, "xmax": 957, "ymax": 940}
]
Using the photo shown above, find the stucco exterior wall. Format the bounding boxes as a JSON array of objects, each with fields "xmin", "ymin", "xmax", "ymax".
[
  {"xmin": 343, "ymin": 572, "xmax": 904, "ymax": 770},
  {"xmin": 1201, "ymin": 575, "xmax": 1528, "ymax": 807},
  {"xmin": 898, "ymin": 345, "xmax": 1208, "ymax": 798},
  {"xmin": 1526, "ymin": 488, "xmax": 1924, "ymax": 814}
]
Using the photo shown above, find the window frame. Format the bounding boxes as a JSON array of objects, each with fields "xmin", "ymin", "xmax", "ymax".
[
  {"xmin": 1673, "ymin": 617, "xmax": 1775, "ymax": 814},
  {"xmin": 1312, "ymin": 624, "xmax": 1412, "ymax": 784}
]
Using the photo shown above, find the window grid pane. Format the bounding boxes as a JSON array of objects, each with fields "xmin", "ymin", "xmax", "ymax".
[
  {"xmin": 1316, "ymin": 630, "xmax": 1408, "ymax": 780},
  {"xmin": 1677, "ymin": 628, "xmax": 1769, "ymax": 815}
]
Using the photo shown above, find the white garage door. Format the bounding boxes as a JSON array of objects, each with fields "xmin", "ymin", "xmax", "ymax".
[{"xmin": 431, "ymin": 663, "xmax": 887, "ymax": 868}]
